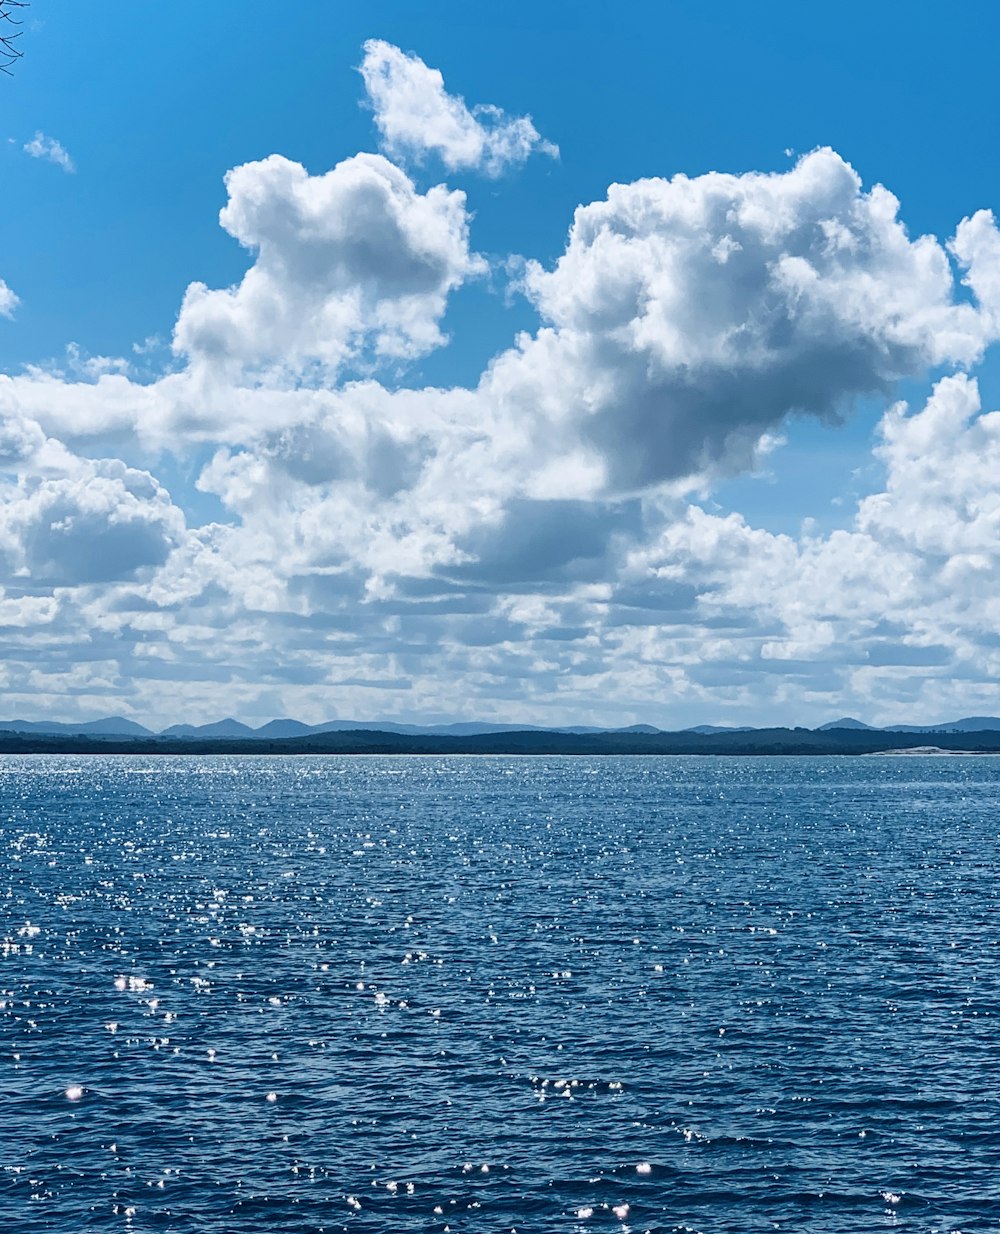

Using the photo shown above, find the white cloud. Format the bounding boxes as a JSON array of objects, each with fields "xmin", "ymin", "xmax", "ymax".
[
  {"xmin": 0, "ymin": 459, "xmax": 185, "ymax": 585},
  {"xmin": 173, "ymin": 152, "xmax": 485, "ymax": 379},
  {"xmin": 23, "ymin": 131, "xmax": 75, "ymax": 173},
  {"xmin": 857, "ymin": 374, "xmax": 1000, "ymax": 576},
  {"xmin": 0, "ymin": 278, "xmax": 18, "ymax": 318},
  {"xmin": 360, "ymin": 39, "xmax": 558, "ymax": 176},
  {"xmin": 615, "ymin": 374, "xmax": 1000, "ymax": 723},
  {"xmin": 6, "ymin": 124, "xmax": 1000, "ymax": 725},
  {"xmin": 499, "ymin": 148, "xmax": 997, "ymax": 491},
  {"xmin": 26, "ymin": 147, "xmax": 995, "ymax": 489}
]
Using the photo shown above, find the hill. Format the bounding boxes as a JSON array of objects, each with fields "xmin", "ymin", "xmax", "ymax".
[{"xmin": 1, "ymin": 725, "xmax": 1000, "ymax": 756}]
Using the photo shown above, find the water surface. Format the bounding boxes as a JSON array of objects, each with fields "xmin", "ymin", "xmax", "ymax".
[{"xmin": 3, "ymin": 754, "xmax": 999, "ymax": 1232}]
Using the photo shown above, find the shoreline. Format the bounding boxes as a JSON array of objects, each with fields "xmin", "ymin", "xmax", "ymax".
[{"xmin": 2, "ymin": 729, "xmax": 1000, "ymax": 757}]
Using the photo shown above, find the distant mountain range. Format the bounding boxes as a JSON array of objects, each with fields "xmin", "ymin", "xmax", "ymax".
[
  {"xmin": 0, "ymin": 715, "xmax": 668, "ymax": 740},
  {"xmin": 817, "ymin": 715, "xmax": 1000, "ymax": 733},
  {"xmin": 1, "ymin": 713, "xmax": 1000, "ymax": 743},
  {"xmin": 0, "ymin": 716, "xmax": 155, "ymax": 737},
  {"xmin": 2, "ymin": 724, "xmax": 1000, "ymax": 756}
]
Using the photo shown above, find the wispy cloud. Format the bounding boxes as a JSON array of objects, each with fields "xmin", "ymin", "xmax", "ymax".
[{"xmin": 24, "ymin": 130, "xmax": 75, "ymax": 173}]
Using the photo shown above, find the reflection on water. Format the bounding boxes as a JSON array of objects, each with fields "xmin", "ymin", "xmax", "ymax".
[{"xmin": 3, "ymin": 754, "xmax": 1000, "ymax": 1232}]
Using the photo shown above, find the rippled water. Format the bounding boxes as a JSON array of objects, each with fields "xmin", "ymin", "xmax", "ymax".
[{"xmin": 3, "ymin": 754, "xmax": 1000, "ymax": 1232}]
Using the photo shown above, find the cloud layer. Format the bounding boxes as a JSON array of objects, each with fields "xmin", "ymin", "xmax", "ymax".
[{"xmin": 4, "ymin": 50, "xmax": 1000, "ymax": 728}]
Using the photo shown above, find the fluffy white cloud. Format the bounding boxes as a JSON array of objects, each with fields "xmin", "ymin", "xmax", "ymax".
[
  {"xmin": 855, "ymin": 374, "xmax": 1000, "ymax": 612},
  {"xmin": 950, "ymin": 207, "xmax": 1000, "ymax": 335},
  {"xmin": 0, "ymin": 459, "xmax": 185, "ymax": 586},
  {"xmin": 614, "ymin": 374, "xmax": 1000, "ymax": 722},
  {"xmin": 7, "ymin": 108, "xmax": 1000, "ymax": 726},
  {"xmin": 495, "ymin": 148, "xmax": 998, "ymax": 491},
  {"xmin": 182, "ymin": 149, "xmax": 1000, "ymax": 587},
  {"xmin": 21, "ymin": 147, "xmax": 998, "ymax": 486},
  {"xmin": 360, "ymin": 39, "xmax": 557, "ymax": 176},
  {"xmin": 23, "ymin": 131, "xmax": 75, "ymax": 173},
  {"xmin": 174, "ymin": 152, "xmax": 485, "ymax": 378},
  {"xmin": 0, "ymin": 278, "xmax": 18, "ymax": 319}
]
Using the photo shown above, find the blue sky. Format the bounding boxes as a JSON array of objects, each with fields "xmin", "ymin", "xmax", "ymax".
[{"xmin": 4, "ymin": 0, "xmax": 1000, "ymax": 728}]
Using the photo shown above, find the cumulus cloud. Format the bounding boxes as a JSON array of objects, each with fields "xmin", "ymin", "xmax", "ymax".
[
  {"xmin": 0, "ymin": 460, "xmax": 185, "ymax": 585},
  {"xmin": 614, "ymin": 373, "xmax": 1000, "ymax": 721},
  {"xmin": 179, "ymin": 149, "xmax": 1000, "ymax": 593},
  {"xmin": 7, "ymin": 102, "xmax": 1000, "ymax": 725},
  {"xmin": 174, "ymin": 152, "xmax": 485, "ymax": 378},
  {"xmin": 858, "ymin": 374, "xmax": 1000, "ymax": 569},
  {"xmin": 0, "ymin": 278, "xmax": 18, "ymax": 318},
  {"xmin": 360, "ymin": 39, "xmax": 558, "ymax": 176},
  {"xmin": 23, "ymin": 131, "xmax": 75, "ymax": 173},
  {"xmin": 30, "ymin": 147, "xmax": 996, "ymax": 487},
  {"xmin": 499, "ymin": 148, "xmax": 997, "ymax": 491}
]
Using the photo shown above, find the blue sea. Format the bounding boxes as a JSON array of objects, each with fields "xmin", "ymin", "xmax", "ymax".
[{"xmin": 3, "ymin": 754, "xmax": 1000, "ymax": 1233}]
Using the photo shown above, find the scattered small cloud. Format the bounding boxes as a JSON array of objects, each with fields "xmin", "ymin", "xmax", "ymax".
[
  {"xmin": 24, "ymin": 130, "xmax": 75, "ymax": 172},
  {"xmin": 360, "ymin": 39, "xmax": 558, "ymax": 177},
  {"xmin": 132, "ymin": 335, "xmax": 167, "ymax": 357},
  {"xmin": 0, "ymin": 277, "xmax": 18, "ymax": 317}
]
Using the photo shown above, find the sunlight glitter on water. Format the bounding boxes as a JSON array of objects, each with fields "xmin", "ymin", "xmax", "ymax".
[{"xmin": 4, "ymin": 754, "xmax": 1000, "ymax": 1232}]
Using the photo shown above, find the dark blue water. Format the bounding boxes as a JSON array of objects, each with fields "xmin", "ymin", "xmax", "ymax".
[{"xmin": 3, "ymin": 754, "xmax": 1000, "ymax": 1233}]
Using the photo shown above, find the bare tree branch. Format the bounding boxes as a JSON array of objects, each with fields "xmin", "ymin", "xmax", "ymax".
[{"xmin": 0, "ymin": 1, "xmax": 28, "ymax": 76}]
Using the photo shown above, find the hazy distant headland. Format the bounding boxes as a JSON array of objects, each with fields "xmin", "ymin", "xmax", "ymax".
[{"xmin": 2, "ymin": 715, "xmax": 1000, "ymax": 755}]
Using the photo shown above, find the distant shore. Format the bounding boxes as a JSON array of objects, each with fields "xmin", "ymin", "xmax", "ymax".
[
  {"xmin": 868, "ymin": 745, "xmax": 999, "ymax": 756},
  {"xmin": 4, "ymin": 727, "xmax": 1000, "ymax": 756}
]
